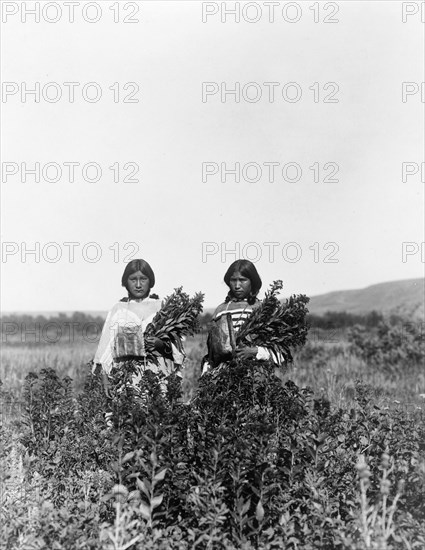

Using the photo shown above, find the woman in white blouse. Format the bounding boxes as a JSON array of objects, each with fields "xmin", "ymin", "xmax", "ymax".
[{"xmin": 94, "ymin": 259, "xmax": 184, "ymax": 392}]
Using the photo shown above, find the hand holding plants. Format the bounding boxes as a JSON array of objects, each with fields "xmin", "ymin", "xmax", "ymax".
[
  {"xmin": 145, "ymin": 336, "xmax": 167, "ymax": 353},
  {"xmin": 235, "ymin": 346, "xmax": 258, "ymax": 360}
]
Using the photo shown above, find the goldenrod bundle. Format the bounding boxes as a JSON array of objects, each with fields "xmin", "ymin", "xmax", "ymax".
[
  {"xmin": 144, "ymin": 287, "xmax": 204, "ymax": 364},
  {"xmin": 236, "ymin": 280, "xmax": 310, "ymax": 364}
]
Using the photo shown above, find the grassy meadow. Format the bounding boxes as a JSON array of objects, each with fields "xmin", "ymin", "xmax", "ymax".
[
  {"xmin": 2, "ymin": 330, "xmax": 424, "ymax": 412},
  {"xmin": 1, "ymin": 320, "xmax": 424, "ymax": 549}
]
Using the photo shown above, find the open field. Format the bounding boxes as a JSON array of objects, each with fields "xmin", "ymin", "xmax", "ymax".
[
  {"xmin": 1, "ymin": 325, "xmax": 424, "ymax": 549},
  {"xmin": 1, "ymin": 331, "xmax": 424, "ymax": 411}
]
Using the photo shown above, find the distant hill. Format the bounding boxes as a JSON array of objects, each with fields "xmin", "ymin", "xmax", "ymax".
[{"xmin": 308, "ymin": 278, "xmax": 424, "ymax": 319}]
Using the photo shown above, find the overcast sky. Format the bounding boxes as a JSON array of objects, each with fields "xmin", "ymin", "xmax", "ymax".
[{"xmin": 1, "ymin": 1, "xmax": 424, "ymax": 311}]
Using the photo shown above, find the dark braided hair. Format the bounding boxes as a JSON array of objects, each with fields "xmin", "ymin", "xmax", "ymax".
[
  {"xmin": 223, "ymin": 259, "xmax": 262, "ymax": 305},
  {"xmin": 121, "ymin": 259, "xmax": 155, "ymax": 292}
]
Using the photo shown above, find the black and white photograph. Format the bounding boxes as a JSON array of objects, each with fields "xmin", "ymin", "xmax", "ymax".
[{"xmin": 1, "ymin": 1, "xmax": 424, "ymax": 548}]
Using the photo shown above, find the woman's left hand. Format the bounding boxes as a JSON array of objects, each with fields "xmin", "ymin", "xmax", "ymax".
[
  {"xmin": 235, "ymin": 346, "xmax": 258, "ymax": 360},
  {"xmin": 146, "ymin": 336, "xmax": 165, "ymax": 352}
]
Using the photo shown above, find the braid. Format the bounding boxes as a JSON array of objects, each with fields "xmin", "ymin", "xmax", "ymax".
[
  {"xmin": 224, "ymin": 291, "xmax": 233, "ymax": 303},
  {"xmin": 247, "ymin": 293, "xmax": 257, "ymax": 305}
]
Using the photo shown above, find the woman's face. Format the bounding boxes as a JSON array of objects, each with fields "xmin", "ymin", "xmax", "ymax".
[
  {"xmin": 229, "ymin": 271, "xmax": 252, "ymax": 300},
  {"xmin": 127, "ymin": 270, "xmax": 150, "ymax": 300}
]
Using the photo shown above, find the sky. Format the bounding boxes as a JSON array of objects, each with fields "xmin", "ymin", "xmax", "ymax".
[{"xmin": 1, "ymin": 0, "xmax": 424, "ymax": 312}]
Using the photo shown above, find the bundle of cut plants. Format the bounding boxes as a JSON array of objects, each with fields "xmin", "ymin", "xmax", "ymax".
[
  {"xmin": 144, "ymin": 287, "xmax": 204, "ymax": 364},
  {"xmin": 236, "ymin": 280, "xmax": 310, "ymax": 364}
]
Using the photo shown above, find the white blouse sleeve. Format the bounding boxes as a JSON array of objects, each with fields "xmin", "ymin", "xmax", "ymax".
[
  {"xmin": 171, "ymin": 338, "xmax": 186, "ymax": 367},
  {"xmin": 256, "ymin": 346, "xmax": 285, "ymax": 365},
  {"xmin": 93, "ymin": 307, "xmax": 117, "ymax": 374}
]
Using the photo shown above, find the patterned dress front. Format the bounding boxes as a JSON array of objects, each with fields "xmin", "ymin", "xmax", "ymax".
[
  {"xmin": 94, "ymin": 297, "xmax": 184, "ymax": 384},
  {"xmin": 202, "ymin": 298, "xmax": 285, "ymax": 374}
]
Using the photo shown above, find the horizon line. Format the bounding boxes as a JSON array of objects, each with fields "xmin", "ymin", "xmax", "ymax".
[{"xmin": 1, "ymin": 276, "xmax": 423, "ymax": 315}]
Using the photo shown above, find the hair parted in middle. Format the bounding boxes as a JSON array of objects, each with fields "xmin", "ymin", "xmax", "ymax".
[
  {"xmin": 224, "ymin": 259, "xmax": 262, "ymax": 305},
  {"xmin": 121, "ymin": 259, "xmax": 155, "ymax": 291}
]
